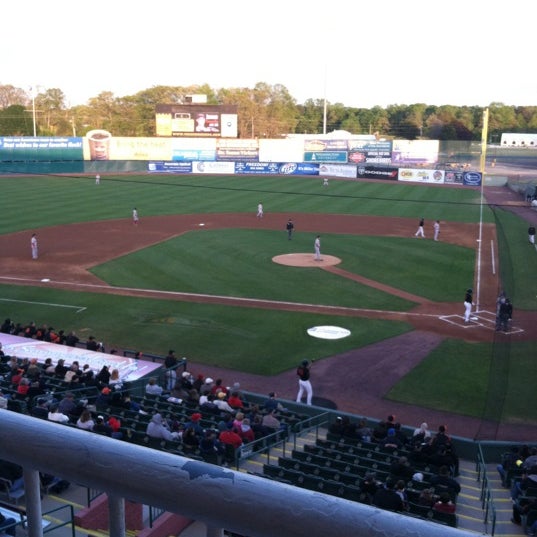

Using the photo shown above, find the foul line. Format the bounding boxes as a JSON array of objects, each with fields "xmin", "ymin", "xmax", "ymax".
[
  {"xmin": 0, "ymin": 297, "xmax": 86, "ymax": 313},
  {"xmin": 490, "ymin": 239, "xmax": 496, "ymax": 275},
  {"xmin": 0, "ymin": 276, "xmax": 442, "ymax": 320}
]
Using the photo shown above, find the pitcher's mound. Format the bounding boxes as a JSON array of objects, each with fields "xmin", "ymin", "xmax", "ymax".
[{"xmin": 272, "ymin": 253, "xmax": 342, "ymax": 267}]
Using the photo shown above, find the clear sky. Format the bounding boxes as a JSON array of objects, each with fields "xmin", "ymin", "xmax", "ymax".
[{"xmin": 4, "ymin": 0, "xmax": 535, "ymax": 109}]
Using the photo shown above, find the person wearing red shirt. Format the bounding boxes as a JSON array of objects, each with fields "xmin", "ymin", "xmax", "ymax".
[
  {"xmin": 227, "ymin": 391, "xmax": 244, "ymax": 409},
  {"xmin": 219, "ymin": 424, "xmax": 243, "ymax": 450}
]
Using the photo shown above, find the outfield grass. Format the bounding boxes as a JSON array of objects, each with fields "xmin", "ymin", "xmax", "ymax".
[{"xmin": 0, "ymin": 174, "xmax": 488, "ymax": 234}]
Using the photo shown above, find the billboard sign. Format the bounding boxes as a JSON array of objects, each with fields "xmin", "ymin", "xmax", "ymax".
[
  {"xmin": 0, "ymin": 136, "xmax": 83, "ymax": 162},
  {"xmin": 156, "ymin": 105, "xmax": 238, "ymax": 138}
]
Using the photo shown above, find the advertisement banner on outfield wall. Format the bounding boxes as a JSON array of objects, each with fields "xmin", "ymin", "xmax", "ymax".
[
  {"xmin": 171, "ymin": 137, "xmax": 215, "ymax": 161},
  {"xmin": 319, "ymin": 164, "xmax": 357, "ymax": 178},
  {"xmin": 234, "ymin": 162, "xmax": 319, "ymax": 175},
  {"xmin": 216, "ymin": 139, "xmax": 259, "ymax": 161},
  {"xmin": 391, "ymin": 140, "xmax": 439, "ymax": 166},
  {"xmin": 0, "ymin": 136, "xmax": 83, "ymax": 161},
  {"xmin": 356, "ymin": 165, "xmax": 398, "ymax": 180},
  {"xmin": 148, "ymin": 161, "xmax": 193, "ymax": 173},
  {"xmin": 348, "ymin": 140, "xmax": 392, "ymax": 165},
  {"xmin": 398, "ymin": 168, "xmax": 445, "ymax": 183},
  {"xmin": 192, "ymin": 161, "xmax": 236, "ymax": 174},
  {"xmin": 234, "ymin": 162, "xmax": 281, "ymax": 174},
  {"xmin": 462, "ymin": 171, "xmax": 482, "ymax": 186}
]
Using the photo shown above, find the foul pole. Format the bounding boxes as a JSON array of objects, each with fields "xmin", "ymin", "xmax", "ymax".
[{"xmin": 476, "ymin": 108, "xmax": 489, "ymax": 312}]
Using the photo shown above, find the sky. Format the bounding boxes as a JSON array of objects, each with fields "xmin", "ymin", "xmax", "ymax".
[{"xmin": 3, "ymin": 0, "xmax": 536, "ymax": 109}]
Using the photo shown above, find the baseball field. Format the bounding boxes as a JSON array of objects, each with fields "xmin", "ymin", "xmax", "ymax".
[{"xmin": 1, "ymin": 173, "xmax": 536, "ymax": 430}]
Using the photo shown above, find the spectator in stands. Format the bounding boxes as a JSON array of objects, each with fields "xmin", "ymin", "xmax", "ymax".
[
  {"xmin": 0, "ymin": 318, "xmax": 14, "ymax": 334},
  {"xmin": 182, "ymin": 427, "xmax": 201, "ymax": 452},
  {"xmin": 76, "ymin": 409, "xmax": 95, "ymax": 431},
  {"xmin": 511, "ymin": 495, "xmax": 537, "ymax": 525},
  {"xmin": 395, "ymin": 480, "xmax": 410, "ymax": 511},
  {"xmin": 261, "ymin": 410, "xmax": 283, "ymax": 432},
  {"xmin": 192, "ymin": 374, "xmax": 205, "ymax": 394},
  {"xmin": 412, "ymin": 422, "xmax": 431, "ymax": 445},
  {"xmin": 164, "ymin": 349, "xmax": 178, "ymax": 369},
  {"xmin": 417, "ymin": 487, "xmax": 437, "ymax": 507},
  {"xmin": 65, "ymin": 331, "xmax": 80, "ymax": 347},
  {"xmin": 214, "ymin": 392, "xmax": 235, "ymax": 414},
  {"xmin": 146, "ymin": 413, "xmax": 180, "ymax": 441},
  {"xmin": 95, "ymin": 365, "xmax": 111, "ymax": 387},
  {"xmin": 43, "ymin": 358, "xmax": 54, "ymax": 375},
  {"xmin": 390, "ymin": 456, "xmax": 415, "ymax": 481},
  {"xmin": 237, "ymin": 418, "xmax": 255, "ymax": 443},
  {"xmin": 201, "ymin": 377, "xmax": 214, "ymax": 396},
  {"xmin": 145, "ymin": 377, "xmax": 164, "ymax": 396},
  {"xmin": 199, "ymin": 393, "xmax": 218, "ymax": 413},
  {"xmin": 199, "ymin": 429, "xmax": 225, "ymax": 461},
  {"xmin": 431, "ymin": 424, "xmax": 451, "ymax": 451},
  {"xmin": 95, "ymin": 387, "xmax": 112, "ymax": 410},
  {"xmin": 211, "ymin": 379, "xmax": 228, "ymax": 397},
  {"xmin": 430, "ymin": 465, "xmax": 461, "ymax": 499},
  {"xmin": 26, "ymin": 358, "xmax": 41, "ymax": 381},
  {"xmin": 329, "ymin": 416, "xmax": 345, "ymax": 436},
  {"xmin": 16, "ymin": 376, "xmax": 31, "ymax": 398},
  {"xmin": 251, "ymin": 414, "xmax": 271, "ymax": 439},
  {"xmin": 372, "ymin": 420, "xmax": 388, "ymax": 443},
  {"xmin": 431, "ymin": 425, "xmax": 459, "ymax": 475},
  {"xmin": 183, "ymin": 413, "xmax": 204, "ymax": 436},
  {"xmin": 510, "ymin": 471, "xmax": 537, "ymax": 502},
  {"xmin": 54, "ymin": 359, "xmax": 69, "ymax": 379},
  {"xmin": 227, "ymin": 391, "xmax": 244, "ymax": 410},
  {"xmin": 523, "ymin": 447, "xmax": 537, "ymax": 473},
  {"xmin": 360, "ymin": 472, "xmax": 380, "ymax": 504},
  {"xmin": 433, "ymin": 492, "xmax": 456, "ymax": 514},
  {"xmin": 93, "ymin": 415, "xmax": 113, "ymax": 436},
  {"xmin": 108, "ymin": 368, "xmax": 123, "ymax": 389},
  {"xmin": 79, "ymin": 364, "xmax": 94, "ymax": 385},
  {"xmin": 373, "ymin": 478, "xmax": 405, "ymax": 512},
  {"xmin": 64, "ymin": 362, "xmax": 82, "ymax": 384},
  {"xmin": 427, "ymin": 444, "xmax": 454, "ymax": 472},
  {"xmin": 232, "ymin": 412, "xmax": 245, "ymax": 431},
  {"xmin": 379, "ymin": 428, "xmax": 403, "ymax": 450},
  {"xmin": 263, "ymin": 392, "xmax": 288, "ymax": 413},
  {"xmin": 47, "ymin": 404, "xmax": 70, "ymax": 423},
  {"xmin": 58, "ymin": 392, "xmax": 77, "ymax": 416},
  {"xmin": 86, "ymin": 336, "xmax": 100, "ymax": 351},
  {"xmin": 393, "ymin": 422, "xmax": 408, "ymax": 447},
  {"xmin": 218, "ymin": 422, "xmax": 243, "ymax": 450},
  {"xmin": 164, "ymin": 350, "xmax": 178, "ymax": 390},
  {"xmin": 356, "ymin": 418, "xmax": 373, "ymax": 442}
]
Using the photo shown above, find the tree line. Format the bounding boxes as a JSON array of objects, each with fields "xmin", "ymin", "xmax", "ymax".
[{"xmin": 0, "ymin": 82, "xmax": 536, "ymax": 142}]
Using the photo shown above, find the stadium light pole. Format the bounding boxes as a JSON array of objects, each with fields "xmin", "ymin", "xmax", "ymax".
[
  {"xmin": 322, "ymin": 64, "xmax": 327, "ymax": 135},
  {"xmin": 31, "ymin": 86, "xmax": 37, "ymax": 137},
  {"xmin": 476, "ymin": 107, "xmax": 489, "ymax": 313}
]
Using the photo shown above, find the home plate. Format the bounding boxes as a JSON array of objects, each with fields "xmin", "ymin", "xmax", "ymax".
[
  {"xmin": 307, "ymin": 326, "xmax": 351, "ymax": 340},
  {"xmin": 471, "ymin": 316, "xmax": 478, "ymax": 321},
  {"xmin": 199, "ymin": 223, "xmax": 205, "ymax": 226},
  {"xmin": 41, "ymin": 278, "xmax": 50, "ymax": 282}
]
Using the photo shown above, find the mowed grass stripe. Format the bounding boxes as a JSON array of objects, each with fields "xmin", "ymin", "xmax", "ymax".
[{"xmin": 0, "ymin": 175, "xmax": 489, "ymax": 234}]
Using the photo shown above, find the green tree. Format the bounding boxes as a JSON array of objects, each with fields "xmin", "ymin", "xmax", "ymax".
[{"xmin": 0, "ymin": 105, "xmax": 33, "ymax": 135}]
